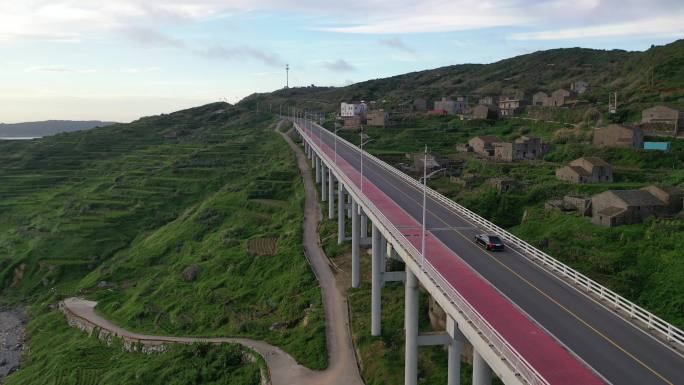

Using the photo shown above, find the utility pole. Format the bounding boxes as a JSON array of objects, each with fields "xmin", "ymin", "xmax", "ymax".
[
  {"xmin": 285, "ymin": 64, "xmax": 290, "ymax": 89},
  {"xmin": 608, "ymin": 91, "xmax": 617, "ymax": 114}
]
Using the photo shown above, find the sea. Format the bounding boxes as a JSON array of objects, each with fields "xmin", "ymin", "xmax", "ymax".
[{"xmin": 0, "ymin": 137, "xmax": 41, "ymax": 140}]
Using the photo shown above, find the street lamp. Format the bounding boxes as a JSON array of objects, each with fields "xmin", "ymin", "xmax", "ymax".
[
  {"xmin": 334, "ymin": 126, "xmax": 341, "ymax": 166},
  {"xmin": 359, "ymin": 129, "xmax": 374, "ymax": 194},
  {"xmin": 420, "ymin": 145, "xmax": 428, "ymax": 269}
]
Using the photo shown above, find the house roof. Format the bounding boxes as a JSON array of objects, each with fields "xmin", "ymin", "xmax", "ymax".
[
  {"xmin": 568, "ymin": 165, "xmax": 590, "ymax": 176},
  {"xmin": 597, "ymin": 206, "xmax": 627, "ymax": 217},
  {"xmin": 473, "ymin": 135, "xmax": 501, "ymax": 144},
  {"xmin": 575, "ymin": 156, "xmax": 610, "ymax": 167},
  {"xmin": 607, "ymin": 190, "xmax": 665, "ymax": 206},
  {"xmin": 642, "ymin": 185, "xmax": 683, "ymax": 197}
]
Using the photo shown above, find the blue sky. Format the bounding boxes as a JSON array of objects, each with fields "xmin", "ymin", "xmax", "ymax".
[{"xmin": 0, "ymin": 0, "xmax": 682, "ymax": 123}]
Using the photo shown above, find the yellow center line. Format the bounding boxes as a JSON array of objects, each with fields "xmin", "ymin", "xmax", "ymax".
[{"xmin": 351, "ymin": 153, "xmax": 673, "ymax": 385}]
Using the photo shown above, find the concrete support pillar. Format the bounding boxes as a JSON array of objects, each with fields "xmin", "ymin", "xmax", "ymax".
[
  {"xmin": 311, "ymin": 152, "xmax": 315, "ymax": 168},
  {"xmin": 351, "ymin": 200, "xmax": 360, "ymax": 288},
  {"xmin": 360, "ymin": 211, "xmax": 368, "ymax": 238},
  {"xmin": 321, "ymin": 164, "xmax": 327, "ymax": 202},
  {"xmin": 338, "ymin": 184, "xmax": 346, "ymax": 244},
  {"xmin": 315, "ymin": 157, "xmax": 321, "ymax": 183},
  {"xmin": 447, "ymin": 317, "xmax": 465, "ymax": 385},
  {"xmin": 472, "ymin": 351, "xmax": 492, "ymax": 385},
  {"xmin": 328, "ymin": 171, "xmax": 334, "ymax": 219},
  {"xmin": 347, "ymin": 194, "xmax": 352, "ymax": 219},
  {"xmin": 405, "ymin": 269, "xmax": 419, "ymax": 385},
  {"xmin": 371, "ymin": 224, "xmax": 382, "ymax": 336}
]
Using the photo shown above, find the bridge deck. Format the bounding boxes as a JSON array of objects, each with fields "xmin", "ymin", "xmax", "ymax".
[{"xmin": 299, "ymin": 122, "xmax": 684, "ymax": 385}]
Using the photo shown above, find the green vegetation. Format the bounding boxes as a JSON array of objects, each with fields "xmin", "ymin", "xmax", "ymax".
[
  {"xmin": 244, "ymin": 39, "xmax": 684, "ymax": 122},
  {"xmin": 0, "ymin": 103, "xmax": 326, "ymax": 382},
  {"xmin": 6, "ymin": 312, "xmax": 261, "ymax": 385}
]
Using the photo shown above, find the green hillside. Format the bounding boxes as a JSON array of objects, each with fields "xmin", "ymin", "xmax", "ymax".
[
  {"xmin": 0, "ymin": 103, "xmax": 326, "ymax": 384},
  {"xmin": 243, "ymin": 39, "xmax": 684, "ymax": 120}
]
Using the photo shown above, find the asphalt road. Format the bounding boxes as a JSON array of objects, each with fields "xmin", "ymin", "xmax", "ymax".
[{"xmin": 303, "ymin": 121, "xmax": 684, "ymax": 385}]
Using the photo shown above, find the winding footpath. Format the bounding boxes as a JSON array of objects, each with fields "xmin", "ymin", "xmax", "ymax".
[{"xmin": 61, "ymin": 120, "xmax": 363, "ymax": 385}]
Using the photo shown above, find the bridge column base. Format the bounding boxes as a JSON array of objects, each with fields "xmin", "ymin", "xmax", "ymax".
[
  {"xmin": 315, "ymin": 156, "xmax": 321, "ymax": 183},
  {"xmin": 321, "ymin": 164, "xmax": 327, "ymax": 202},
  {"xmin": 473, "ymin": 350, "xmax": 492, "ymax": 385},
  {"xmin": 337, "ymin": 184, "xmax": 346, "ymax": 244},
  {"xmin": 447, "ymin": 316, "xmax": 465, "ymax": 385},
  {"xmin": 371, "ymin": 224, "xmax": 382, "ymax": 336},
  {"xmin": 351, "ymin": 200, "xmax": 360, "ymax": 288},
  {"xmin": 405, "ymin": 268, "xmax": 418, "ymax": 385},
  {"xmin": 328, "ymin": 171, "xmax": 334, "ymax": 219}
]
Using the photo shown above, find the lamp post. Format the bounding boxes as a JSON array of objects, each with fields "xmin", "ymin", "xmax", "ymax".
[
  {"xmin": 359, "ymin": 129, "xmax": 373, "ymax": 194},
  {"xmin": 420, "ymin": 145, "xmax": 428, "ymax": 269},
  {"xmin": 334, "ymin": 126, "xmax": 340, "ymax": 166}
]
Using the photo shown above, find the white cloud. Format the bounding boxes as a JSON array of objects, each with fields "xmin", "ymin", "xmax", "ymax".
[
  {"xmin": 510, "ymin": 16, "xmax": 684, "ymax": 40},
  {"xmin": 378, "ymin": 37, "xmax": 416, "ymax": 54},
  {"xmin": 322, "ymin": 59, "xmax": 356, "ymax": 72},
  {"xmin": 0, "ymin": 0, "xmax": 682, "ymax": 41}
]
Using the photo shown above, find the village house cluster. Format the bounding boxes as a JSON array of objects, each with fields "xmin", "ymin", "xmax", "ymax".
[{"xmin": 465, "ymin": 135, "xmax": 549, "ymax": 162}]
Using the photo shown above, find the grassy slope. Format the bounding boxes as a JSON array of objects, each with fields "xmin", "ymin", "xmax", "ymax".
[
  {"xmin": 0, "ymin": 103, "xmax": 326, "ymax": 383},
  {"xmin": 5, "ymin": 312, "xmax": 262, "ymax": 385},
  {"xmin": 243, "ymin": 39, "xmax": 684, "ymax": 120}
]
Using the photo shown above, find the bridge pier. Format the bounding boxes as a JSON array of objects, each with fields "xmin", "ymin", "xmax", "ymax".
[
  {"xmin": 321, "ymin": 164, "xmax": 327, "ymax": 202},
  {"xmin": 347, "ymin": 194, "xmax": 352, "ymax": 219},
  {"xmin": 360, "ymin": 211, "xmax": 368, "ymax": 239},
  {"xmin": 405, "ymin": 269, "xmax": 419, "ymax": 385},
  {"xmin": 447, "ymin": 316, "xmax": 465, "ymax": 385},
  {"xmin": 371, "ymin": 223, "xmax": 382, "ymax": 336},
  {"xmin": 351, "ymin": 200, "xmax": 360, "ymax": 288},
  {"xmin": 328, "ymin": 171, "xmax": 334, "ymax": 219},
  {"xmin": 315, "ymin": 156, "xmax": 321, "ymax": 183},
  {"xmin": 473, "ymin": 351, "xmax": 492, "ymax": 385},
  {"xmin": 337, "ymin": 184, "xmax": 346, "ymax": 244}
]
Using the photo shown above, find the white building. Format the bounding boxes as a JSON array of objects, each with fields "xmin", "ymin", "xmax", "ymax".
[{"xmin": 340, "ymin": 102, "xmax": 367, "ymax": 117}]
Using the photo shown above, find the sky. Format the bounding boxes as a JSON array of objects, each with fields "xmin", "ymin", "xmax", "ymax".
[{"xmin": 0, "ymin": 0, "xmax": 682, "ymax": 123}]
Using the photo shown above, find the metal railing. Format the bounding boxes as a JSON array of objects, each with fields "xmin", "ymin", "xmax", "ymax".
[
  {"xmin": 300, "ymin": 119, "xmax": 684, "ymax": 350},
  {"xmin": 295, "ymin": 120, "xmax": 550, "ymax": 385}
]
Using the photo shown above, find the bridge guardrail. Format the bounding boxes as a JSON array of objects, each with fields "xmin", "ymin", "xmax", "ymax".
[
  {"xmin": 305, "ymin": 119, "xmax": 684, "ymax": 350},
  {"xmin": 295, "ymin": 121, "xmax": 550, "ymax": 385}
]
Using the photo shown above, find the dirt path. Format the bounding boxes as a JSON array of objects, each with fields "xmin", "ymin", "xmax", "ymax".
[
  {"xmin": 0, "ymin": 309, "xmax": 26, "ymax": 383},
  {"xmin": 61, "ymin": 120, "xmax": 363, "ymax": 385}
]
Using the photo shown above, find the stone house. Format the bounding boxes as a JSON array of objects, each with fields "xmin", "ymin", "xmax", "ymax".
[
  {"xmin": 479, "ymin": 96, "xmax": 497, "ymax": 106},
  {"xmin": 434, "ymin": 97, "xmax": 461, "ymax": 115},
  {"xmin": 533, "ymin": 92, "xmax": 549, "ymax": 106},
  {"xmin": 642, "ymin": 185, "xmax": 684, "ymax": 213},
  {"xmin": 366, "ymin": 109, "xmax": 388, "ymax": 127},
  {"xmin": 571, "ymin": 80, "xmax": 589, "ymax": 94},
  {"xmin": 641, "ymin": 105, "xmax": 682, "ymax": 135},
  {"xmin": 471, "ymin": 104, "xmax": 498, "ymax": 120},
  {"xmin": 488, "ymin": 177, "xmax": 518, "ymax": 192},
  {"xmin": 340, "ymin": 102, "xmax": 367, "ymax": 117},
  {"xmin": 493, "ymin": 136, "xmax": 546, "ymax": 162},
  {"xmin": 409, "ymin": 152, "xmax": 442, "ymax": 173},
  {"xmin": 549, "ymin": 89, "xmax": 572, "ymax": 106},
  {"xmin": 498, "ymin": 96, "xmax": 524, "ymax": 117},
  {"xmin": 591, "ymin": 185, "xmax": 683, "ymax": 227},
  {"xmin": 413, "ymin": 98, "xmax": 428, "ymax": 112},
  {"xmin": 593, "ymin": 124, "xmax": 644, "ymax": 149},
  {"xmin": 468, "ymin": 135, "xmax": 502, "ymax": 157},
  {"xmin": 341, "ymin": 115, "xmax": 363, "ymax": 130},
  {"xmin": 555, "ymin": 157, "xmax": 613, "ymax": 184}
]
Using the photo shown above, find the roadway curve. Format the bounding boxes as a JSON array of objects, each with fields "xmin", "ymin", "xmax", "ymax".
[
  {"xmin": 300, "ymin": 120, "xmax": 684, "ymax": 385},
  {"xmin": 60, "ymin": 121, "xmax": 363, "ymax": 385}
]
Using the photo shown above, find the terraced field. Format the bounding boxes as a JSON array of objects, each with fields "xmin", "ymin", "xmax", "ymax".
[{"xmin": 0, "ymin": 103, "xmax": 326, "ymax": 383}]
